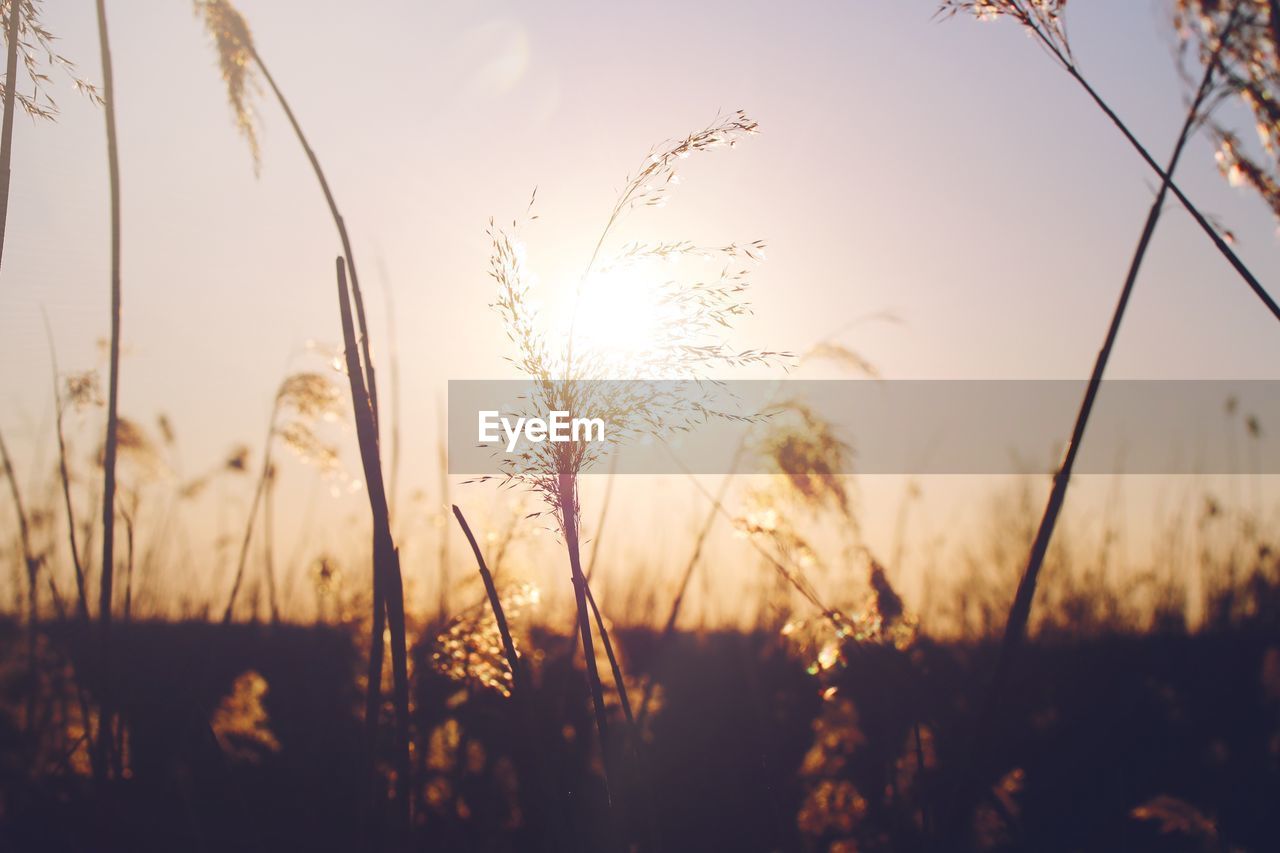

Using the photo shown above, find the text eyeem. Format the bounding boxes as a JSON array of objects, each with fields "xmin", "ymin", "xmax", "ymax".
[{"xmin": 478, "ymin": 411, "xmax": 606, "ymax": 452}]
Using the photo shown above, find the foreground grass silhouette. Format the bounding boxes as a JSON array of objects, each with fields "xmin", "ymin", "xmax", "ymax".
[{"xmin": 1, "ymin": 616, "xmax": 1277, "ymax": 852}]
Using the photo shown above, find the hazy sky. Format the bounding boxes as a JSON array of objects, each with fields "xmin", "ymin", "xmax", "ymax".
[{"xmin": 2, "ymin": 1, "xmax": 1279, "ymax": 618}]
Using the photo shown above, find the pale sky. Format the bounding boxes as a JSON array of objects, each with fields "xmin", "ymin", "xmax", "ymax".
[{"xmin": 2, "ymin": 1, "xmax": 1279, "ymax": 622}]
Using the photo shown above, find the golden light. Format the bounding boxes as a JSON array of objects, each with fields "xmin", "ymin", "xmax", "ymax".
[{"xmin": 566, "ymin": 265, "xmax": 672, "ymax": 366}]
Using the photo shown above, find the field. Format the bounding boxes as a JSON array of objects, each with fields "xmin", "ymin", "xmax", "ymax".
[{"xmin": 4, "ymin": 1, "xmax": 1280, "ymax": 851}]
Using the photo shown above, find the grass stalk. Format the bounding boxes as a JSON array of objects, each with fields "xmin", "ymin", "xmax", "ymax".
[
  {"xmin": 636, "ymin": 472, "xmax": 732, "ymax": 730},
  {"xmin": 0, "ymin": 427, "xmax": 40, "ymax": 733},
  {"xmin": 557, "ymin": 470, "xmax": 614, "ymax": 798},
  {"xmin": 452, "ymin": 505, "xmax": 526, "ymax": 696},
  {"xmin": 953, "ymin": 14, "xmax": 1239, "ymax": 835},
  {"xmin": 0, "ymin": 0, "xmax": 21, "ymax": 271},
  {"xmin": 436, "ymin": 404, "xmax": 449, "ymax": 622},
  {"xmin": 1014, "ymin": 10, "xmax": 1280, "ymax": 322},
  {"xmin": 221, "ymin": 399, "xmax": 279, "ymax": 624},
  {"xmin": 43, "ymin": 314, "xmax": 90, "ymax": 623},
  {"xmin": 336, "ymin": 255, "xmax": 411, "ymax": 835},
  {"xmin": 584, "ymin": 452, "xmax": 618, "ymax": 583},
  {"xmin": 93, "ymin": 0, "xmax": 123, "ymax": 784},
  {"xmin": 583, "ymin": 579, "xmax": 633, "ymax": 727},
  {"xmin": 263, "ymin": 464, "xmax": 279, "ymax": 624}
]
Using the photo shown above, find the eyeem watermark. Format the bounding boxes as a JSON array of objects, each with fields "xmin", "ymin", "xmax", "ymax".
[{"xmin": 478, "ymin": 410, "xmax": 606, "ymax": 452}]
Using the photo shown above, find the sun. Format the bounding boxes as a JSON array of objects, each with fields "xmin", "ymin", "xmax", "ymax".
[{"xmin": 567, "ymin": 265, "xmax": 671, "ymax": 365}]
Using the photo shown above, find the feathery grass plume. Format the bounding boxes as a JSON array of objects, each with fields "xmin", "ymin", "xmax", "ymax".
[
  {"xmin": 432, "ymin": 578, "xmax": 540, "ymax": 698},
  {"xmin": 485, "ymin": 113, "xmax": 786, "ymax": 802},
  {"xmin": 192, "ymin": 0, "xmax": 260, "ymax": 171},
  {"xmin": 64, "ymin": 371, "xmax": 103, "ymax": 410},
  {"xmin": 0, "ymin": 0, "xmax": 102, "ymax": 120},
  {"xmin": 210, "ymin": 670, "xmax": 282, "ymax": 763},
  {"xmin": 222, "ymin": 368, "xmax": 347, "ymax": 624},
  {"xmin": 1176, "ymin": 2, "xmax": 1280, "ymax": 227},
  {"xmin": 0, "ymin": 1, "xmax": 101, "ymax": 274},
  {"xmin": 949, "ymin": 0, "xmax": 1071, "ymax": 57},
  {"xmin": 759, "ymin": 399, "xmax": 856, "ymax": 521},
  {"xmin": 942, "ymin": 0, "xmax": 1280, "ymax": 321}
]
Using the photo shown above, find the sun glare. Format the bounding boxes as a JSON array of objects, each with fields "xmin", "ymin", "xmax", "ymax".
[{"xmin": 569, "ymin": 266, "xmax": 670, "ymax": 365}]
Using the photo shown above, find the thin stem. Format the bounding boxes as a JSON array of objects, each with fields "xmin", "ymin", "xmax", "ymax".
[
  {"xmin": 1026, "ymin": 15, "xmax": 1280, "ymax": 322},
  {"xmin": 584, "ymin": 452, "xmax": 618, "ymax": 583},
  {"xmin": 336, "ymin": 256, "xmax": 411, "ymax": 835},
  {"xmin": 436, "ymin": 403, "xmax": 450, "ymax": 622},
  {"xmin": 221, "ymin": 397, "xmax": 279, "ymax": 624},
  {"xmin": 953, "ymin": 14, "xmax": 1237, "ymax": 833},
  {"xmin": 93, "ymin": 0, "xmax": 123, "ymax": 785},
  {"xmin": 0, "ymin": 0, "xmax": 21, "ymax": 272},
  {"xmin": 993, "ymin": 0, "xmax": 1237, "ymax": 689},
  {"xmin": 583, "ymin": 579, "xmax": 633, "ymax": 728},
  {"xmin": 263, "ymin": 465, "xmax": 279, "ymax": 624},
  {"xmin": 558, "ymin": 470, "xmax": 614, "ymax": 801},
  {"xmin": 251, "ymin": 48, "xmax": 381, "ymax": 430},
  {"xmin": 43, "ymin": 312, "xmax": 90, "ymax": 624},
  {"xmin": 0, "ymin": 427, "xmax": 40, "ymax": 733},
  {"xmin": 636, "ymin": 469, "xmax": 734, "ymax": 730},
  {"xmin": 378, "ymin": 259, "xmax": 402, "ymax": 526},
  {"xmin": 452, "ymin": 505, "xmax": 527, "ymax": 697}
]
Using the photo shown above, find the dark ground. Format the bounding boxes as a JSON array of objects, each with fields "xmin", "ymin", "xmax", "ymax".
[{"xmin": 0, "ymin": 618, "xmax": 1277, "ymax": 852}]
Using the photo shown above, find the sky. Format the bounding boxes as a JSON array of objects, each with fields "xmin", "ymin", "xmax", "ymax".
[{"xmin": 2, "ymin": 0, "xmax": 1279, "ymax": 621}]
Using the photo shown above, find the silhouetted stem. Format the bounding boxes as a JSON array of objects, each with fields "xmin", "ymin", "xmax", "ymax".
[
  {"xmin": 1026, "ymin": 15, "xmax": 1280, "ymax": 322},
  {"xmin": 583, "ymin": 579, "xmax": 633, "ymax": 727},
  {"xmin": 221, "ymin": 399, "xmax": 278, "ymax": 624},
  {"xmin": 251, "ymin": 48, "xmax": 380, "ymax": 431},
  {"xmin": 992, "ymin": 2, "xmax": 1237, "ymax": 699},
  {"xmin": 0, "ymin": 0, "xmax": 21, "ymax": 272},
  {"xmin": 452, "ymin": 505, "xmax": 526, "ymax": 696},
  {"xmin": 94, "ymin": 0, "xmax": 123, "ymax": 784},
  {"xmin": 558, "ymin": 470, "xmax": 614, "ymax": 799},
  {"xmin": 43, "ymin": 314, "xmax": 90, "ymax": 624},
  {"xmin": 336, "ymin": 256, "xmax": 411, "ymax": 836},
  {"xmin": 953, "ymin": 17, "xmax": 1238, "ymax": 836},
  {"xmin": 0, "ymin": 428, "xmax": 39, "ymax": 733},
  {"xmin": 263, "ymin": 468, "xmax": 279, "ymax": 623},
  {"xmin": 636, "ymin": 470, "xmax": 732, "ymax": 730},
  {"xmin": 584, "ymin": 453, "xmax": 618, "ymax": 583}
]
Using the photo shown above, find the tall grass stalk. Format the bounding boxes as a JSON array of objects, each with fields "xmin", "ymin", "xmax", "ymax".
[
  {"xmin": 454, "ymin": 503, "xmax": 566, "ymax": 850},
  {"xmin": 436, "ymin": 404, "xmax": 449, "ymax": 621},
  {"xmin": 584, "ymin": 453, "xmax": 618, "ymax": 583},
  {"xmin": 954, "ymin": 10, "xmax": 1239, "ymax": 833},
  {"xmin": 636, "ymin": 471, "xmax": 734, "ymax": 730},
  {"xmin": 0, "ymin": 0, "xmax": 21, "ymax": 270},
  {"xmin": 335, "ymin": 255, "xmax": 411, "ymax": 834},
  {"xmin": 221, "ymin": 403, "xmax": 277, "ymax": 624},
  {"xmin": 0, "ymin": 427, "xmax": 40, "ymax": 731},
  {"xmin": 93, "ymin": 0, "xmax": 122, "ymax": 784},
  {"xmin": 43, "ymin": 314, "xmax": 90, "ymax": 623},
  {"xmin": 944, "ymin": 1, "xmax": 1280, "ymax": 321},
  {"xmin": 194, "ymin": 2, "xmax": 392, "ymax": 761},
  {"xmin": 452, "ymin": 505, "xmax": 526, "ymax": 697},
  {"xmin": 557, "ymin": 471, "xmax": 615, "ymax": 791}
]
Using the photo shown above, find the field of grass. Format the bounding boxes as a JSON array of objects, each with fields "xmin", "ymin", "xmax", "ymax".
[{"xmin": 5, "ymin": 1, "xmax": 1280, "ymax": 850}]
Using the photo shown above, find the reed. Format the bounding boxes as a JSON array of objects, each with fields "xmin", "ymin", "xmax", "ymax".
[
  {"xmin": 0, "ymin": 0, "xmax": 20, "ymax": 270},
  {"xmin": 943, "ymin": 1, "xmax": 1280, "ymax": 321},
  {"xmin": 335, "ymin": 255, "xmax": 412, "ymax": 835},
  {"xmin": 946, "ymin": 6, "xmax": 1243, "ymax": 838},
  {"xmin": 92, "ymin": 0, "xmax": 123, "ymax": 784},
  {"xmin": 193, "ymin": 2, "xmax": 403, "ymax": 810}
]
